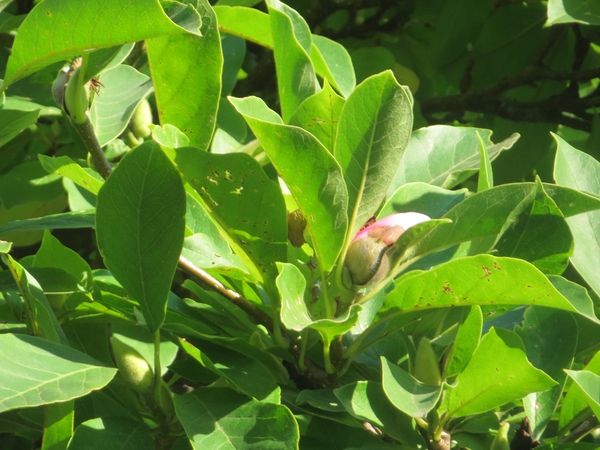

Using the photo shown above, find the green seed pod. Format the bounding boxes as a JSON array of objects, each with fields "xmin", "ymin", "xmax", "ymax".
[
  {"xmin": 414, "ymin": 337, "xmax": 442, "ymax": 386},
  {"xmin": 130, "ymin": 98, "xmax": 153, "ymax": 139},
  {"xmin": 110, "ymin": 336, "xmax": 154, "ymax": 393},
  {"xmin": 344, "ymin": 237, "xmax": 390, "ymax": 286},
  {"xmin": 491, "ymin": 423, "xmax": 511, "ymax": 450}
]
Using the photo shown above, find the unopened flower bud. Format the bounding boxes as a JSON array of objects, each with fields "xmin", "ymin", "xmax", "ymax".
[
  {"xmin": 110, "ymin": 336, "xmax": 154, "ymax": 393},
  {"xmin": 344, "ymin": 212, "xmax": 430, "ymax": 286}
]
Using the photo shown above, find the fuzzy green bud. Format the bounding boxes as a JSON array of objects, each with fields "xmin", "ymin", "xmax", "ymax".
[
  {"xmin": 130, "ymin": 98, "xmax": 153, "ymax": 139},
  {"xmin": 110, "ymin": 336, "xmax": 154, "ymax": 393},
  {"xmin": 491, "ymin": 423, "xmax": 511, "ymax": 450},
  {"xmin": 64, "ymin": 67, "xmax": 90, "ymax": 124}
]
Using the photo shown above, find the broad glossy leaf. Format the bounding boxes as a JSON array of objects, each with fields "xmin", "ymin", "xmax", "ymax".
[
  {"xmin": 311, "ymin": 35, "xmax": 356, "ymax": 98},
  {"xmin": 175, "ymin": 387, "xmax": 299, "ymax": 449},
  {"xmin": 301, "ymin": 416, "xmax": 383, "ymax": 449},
  {"xmin": 289, "ymin": 80, "xmax": 345, "ymax": 152},
  {"xmin": 33, "ymin": 230, "xmax": 95, "ymax": 294},
  {"xmin": 221, "ymin": 34, "xmax": 246, "ymax": 96},
  {"xmin": 517, "ymin": 307, "xmax": 577, "ymax": 439},
  {"xmin": 444, "ymin": 305, "xmax": 483, "ymax": 378},
  {"xmin": 146, "ymin": 0, "xmax": 222, "ymax": 150},
  {"xmin": 267, "ymin": 0, "xmax": 317, "ymax": 122},
  {"xmin": 39, "ymin": 155, "xmax": 104, "ymax": 195},
  {"xmin": 0, "ymin": 109, "xmax": 39, "ymax": 147},
  {"xmin": 493, "ymin": 178, "xmax": 573, "ymax": 275},
  {"xmin": 564, "ymin": 370, "xmax": 600, "ymax": 419},
  {"xmin": 334, "ymin": 381, "xmax": 427, "ymax": 448},
  {"xmin": 381, "ymin": 182, "xmax": 467, "ymax": 219},
  {"xmin": 0, "ymin": 267, "xmax": 82, "ymax": 295},
  {"xmin": 215, "ymin": 6, "xmax": 273, "ymax": 47},
  {"xmin": 0, "ymin": 211, "xmax": 95, "ymax": 236},
  {"xmin": 0, "ymin": 334, "xmax": 116, "ymax": 413},
  {"xmin": 553, "ymin": 134, "xmax": 600, "ymax": 296},
  {"xmin": 151, "ymin": 123, "xmax": 190, "ymax": 148},
  {"xmin": 42, "ymin": 400, "xmax": 74, "ymax": 450},
  {"xmin": 89, "ymin": 65, "xmax": 153, "ymax": 147},
  {"xmin": 180, "ymin": 339, "xmax": 278, "ymax": 401},
  {"xmin": 546, "ymin": 0, "xmax": 600, "ymax": 26},
  {"xmin": 82, "ymin": 44, "xmax": 135, "ymax": 82},
  {"xmin": 411, "ymin": 183, "xmax": 600, "ymax": 259},
  {"xmin": 96, "ymin": 141, "xmax": 186, "ymax": 332},
  {"xmin": 0, "ymin": 160, "xmax": 63, "ymax": 208},
  {"xmin": 559, "ymin": 350, "xmax": 600, "ymax": 431},
  {"xmin": 380, "ymin": 357, "xmax": 442, "ymax": 418},
  {"xmin": 378, "ymin": 255, "xmax": 599, "ymax": 324},
  {"xmin": 230, "ymin": 96, "xmax": 348, "ymax": 273},
  {"xmin": 2, "ymin": 0, "xmax": 201, "ymax": 89},
  {"xmin": 67, "ymin": 417, "xmax": 153, "ymax": 450},
  {"xmin": 277, "ymin": 262, "xmax": 360, "ymax": 339},
  {"xmin": 390, "ymin": 126, "xmax": 519, "ymax": 192},
  {"xmin": 215, "ymin": 6, "xmax": 352, "ymax": 97},
  {"xmin": 175, "ymin": 148, "xmax": 287, "ymax": 281},
  {"xmin": 3, "ymin": 255, "xmax": 67, "ymax": 344},
  {"xmin": 182, "ymin": 233, "xmax": 249, "ymax": 280},
  {"xmin": 335, "ymin": 71, "xmax": 413, "ymax": 238},
  {"xmin": 443, "ymin": 327, "xmax": 556, "ymax": 418}
]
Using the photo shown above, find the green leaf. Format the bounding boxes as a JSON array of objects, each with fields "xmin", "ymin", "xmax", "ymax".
[
  {"xmin": 175, "ymin": 149, "xmax": 287, "ymax": 281},
  {"xmin": 277, "ymin": 262, "xmax": 360, "ymax": 339},
  {"xmin": 0, "ymin": 211, "xmax": 95, "ymax": 236},
  {"xmin": 33, "ymin": 230, "xmax": 95, "ymax": 294},
  {"xmin": 0, "ymin": 160, "xmax": 64, "ymax": 209},
  {"xmin": 335, "ymin": 71, "xmax": 413, "ymax": 238},
  {"xmin": 493, "ymin": 177, "xmax": 573, "ymax": 275},
  {"xmin": 2, "ymin": 0, "xmax": 201, "ymax": 90},
  {"xmin": 546, "ymin": 0, "xmax": 600, "ymax": 26},
  {"xmin": 214, "ymin": 6, "xmax": 273, "ymax": 48},
  {"xmin": 517, "ymin": 307, "xmax": 577, "ymax": 439},
  {"xmin": 0, "ymin": 109, "xmax": 40, "ymax": 147},
  {"xmin": 289, "ymin": 80, "xmax": 345, "ymax": 152},
  {"xmin": 444, "ymin": 327, "xmax": 557, "ymax": 418},
  {"xmin": 96, "ymin": 141, "xmax": 186, "ymax": 332},
  {"xmin": 559, "ymin": 350, "xmax": 600, "ymax": 432},
  {"xmin": 151, "ymin": 123, "xmax": 190, "ymax": 148},
  {"xmin": 2, "ymin": 255, "xmax": 68, "ymax": 344},
  {"xmin": 0, "ymin": 334, "xmax": 116, "ymax": 414},
  {"xmin": 564, "ymin": 370, "xmax": 600, "ymax": 419},
  {"xmin": 334, "ymin": 381, "xmax": 427, "ymax": 448},
  {"xmin": 89, "ymin": 65, "xmax": 153, "ymax": 147},
  {"xmin": 553, "ymin": 134, "xmax": 600, "ymax": 297},
  {"xmin": 146, "ymin": 0, "xmax": 222, "ymax": 150},
  {"xmin": 180, "ymin": 339, "xmax": 279, "ymax": 401},
  {"xmin": 42, "ymin": 400, "xmax": 73, "ymax": 450},
  {"xmin": 380, "ymin": 182, "xmax": 467, "ymax": 219},
  {"xmin": 477, "ymin": 130, "xmax": 493, "ymax": 191},
  {"xmin": 390, "ymin": 126, "xmax": 519, "ymax": 192},
  {"xmin": 443, "ymin": 305, "xmax": 483, "ymax": 378},
  {"xmin": 380, "ymin": 357, "xmax": 442, "ymax": 418},
  {"xmin": 267, "ymin": 0, "xmax": 317, "ymax": 123},
  {"xmin": 39, "ymin": 155, "xmax": 104, "ymax": 195},
  {"xmin": 310, "ymin": 35, "xmax": 356, "ymax": 98},
  {"xmin": 182, "ymin": 233, "xmax": 249, "ymax": 280},
  {"xmin": 230, "ymin": 96, "xmax": 348, "ymax": 273},
  {"xmin": 175, "ymin": 387, "xmax": 299, "ymax": 449},
  {"xmin": 411, "ymin": 183, "xmax": 600, "ymax": 259},
  {"xmin": 67, "ymin": 417, "xmax": 153, "ymax": 450},
  {"xmin": 378, "ymin": 255, "xmax": 599, "ymax": 324}
]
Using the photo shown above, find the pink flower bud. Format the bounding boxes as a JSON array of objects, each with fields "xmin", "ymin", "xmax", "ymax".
[{"xmin": 345, "ymin": 212, "xmax": 431, "ymax": 286}]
